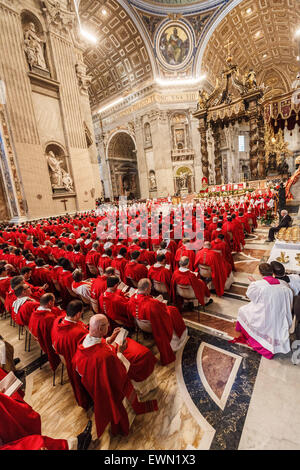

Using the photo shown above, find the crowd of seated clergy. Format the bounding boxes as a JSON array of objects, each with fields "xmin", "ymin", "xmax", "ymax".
[{"xmin": 0, "ymin": 195, "xmax": 288, "ymax": 450}]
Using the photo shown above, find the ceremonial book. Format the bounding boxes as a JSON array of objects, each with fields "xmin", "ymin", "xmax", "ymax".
[
  {"xmin": 114, "ymin": 327, "xmax": 129, "ymax": 346},
  {"xmin": 118, "ymin": 282, "xmax": 129, "ymax": 293},
  {"xmin": 128, "ymin": 287, "xmax": 137, "ymax": 297},
  {"xmin": 0, "ymin": 371, "xmax": 22, "ymax": 397}
]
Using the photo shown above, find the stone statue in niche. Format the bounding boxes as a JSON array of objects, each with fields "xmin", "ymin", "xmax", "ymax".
[
  {"xmin": 76, "ymin": 62, "xmax": 92, "ymax": 94},
  {"xmin": 24, "ymin": 22, "xmax": 47, "ymax": 70},
  {"xmin": 47, "ymin": 150, "xmax": 74, "ymax": 192},
  {"xmin": 149, "ymin": 170, "xmax": 157, "ymax": 191},
  {"xmin": 144, "ymin": 123, "xmax": 152, "ymax": 146}
]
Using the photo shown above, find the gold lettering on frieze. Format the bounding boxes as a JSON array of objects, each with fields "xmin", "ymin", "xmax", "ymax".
[{"xmin": 102, "ymin": 91, "xmax": 198, "ymax": 125}]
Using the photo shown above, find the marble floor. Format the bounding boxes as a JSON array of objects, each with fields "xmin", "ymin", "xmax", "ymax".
[{"xmin": 2, "ymin": 223, "xmax": 300, "ymax": 450}]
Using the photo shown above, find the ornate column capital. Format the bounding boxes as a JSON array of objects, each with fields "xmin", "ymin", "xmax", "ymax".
[{"xmin": 41, "ymin": 0, "xmax": 76, "ymax": 36}]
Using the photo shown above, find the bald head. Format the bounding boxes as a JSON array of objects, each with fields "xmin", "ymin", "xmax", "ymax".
[
  {"xmin": 105, "ymin": 266, "xmax": 115, "ymax": 276},
  {"xmin": 89, "ymin": 314, "xmax": 109, "ymax": 338},
  {"xmin": 179, "ymin": 256, "xmax": 189, "ymax": 268},
  {"xmin": 204, "ymin": 241, "xmax": 211, "ymax": 249},
  {"xmin": 137, "ymin": 278, "xmax": 151, "ymax": 294}
]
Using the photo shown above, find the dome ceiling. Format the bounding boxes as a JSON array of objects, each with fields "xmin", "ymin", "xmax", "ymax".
[
  {"xmin": 201, "ymin": 0, "xmax": 300, "ymax": 99},
  {"xmin": 79, "ymin": 0, "xmax": 153, "ymax": 110},
  {"xmin": 80, "ymin": 0, "xmax": 300, "ymax": 111}
]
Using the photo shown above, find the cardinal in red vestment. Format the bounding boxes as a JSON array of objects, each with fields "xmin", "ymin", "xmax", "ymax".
[
  {"xmin": 124, "ymin": 251, "xmax": 148, "ymax": 286},
  {"xmin": 128, "ymin": 279, "xmax": 187, "ymax": 365},
  {"xmin": 194, "ymin": 242, "xmax": 231, "ymax": 297},
  {"xmin": 72, "ymin": 315, "xmax": 158, "ymax": 438},
  {"xmin": 171, "ymin": 257, "xmax": 211, "ymax": 308},
  {"xmin": 51, "ymin": 300, "xmax": 92, "ymax": 410},
  {"xmin": 28, "ymin": 293, "xmax": 62, "ymax": 372},
  {"xmin": 147, "ymin": 253, "xmax": 172, "ymax": 297}
]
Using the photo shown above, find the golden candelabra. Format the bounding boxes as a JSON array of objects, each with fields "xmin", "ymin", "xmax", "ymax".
[{"xmin": 277, "ymin": 226, "xmax": 300, "ymax": 243}]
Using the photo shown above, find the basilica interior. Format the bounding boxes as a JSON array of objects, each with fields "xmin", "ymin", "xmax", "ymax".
[{"xmin": 1, "ymin": 0, "xmax": 300, "ymax": 453}]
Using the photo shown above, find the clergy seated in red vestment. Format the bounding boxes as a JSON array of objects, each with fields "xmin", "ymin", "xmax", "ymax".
[
  {"xmin": 57, "ymin": 258, "xmax": 78, "ymax": 308},
  {"xmin": 20, "ymin": 266, "xmax": 47, "ymax": 302},
  {"xmin": 98, "ymin": 248, "xmax": 113, "ymax": 276},
  {"xmin": 211, "ymin": 233, "xmax": 235, "ymax": 272},
  {"xmin": 28, "ymin": 293, "xmax": 61, "ymax": 372},
  {"xmin": 148, "ymin": 253, "xmax": 172, "ymax": 298},
  {"xmin": 194, "ymin": 241, "xmax": 233, "ymax": 297},
  {"xmin": 90, "ymin": 266, "xmax": 116, "ymax": 314},
  {"xmin": 4, "ymin": 275, "xmax": 23, "ymax": 319},
  {"xmin": 174, "ymin": 239, "xmax": 196, "ymax": 269},
  {"xmin": 222, "ymin": 216, "xmax": 243, "ymax": 253},
  {"xmin": 11, "ymin": 283, "xmax": 39, "ymax": 326},
  {"xmin": 51, "ymin": 300, "xmax": 92, "ymax": 410},
  {"xmin": 110, "ymin": 247, "xmax": 128, "ymax": 282},
  {"xmin": 71, "ymin": 269, "xmax": 93, "ymax": 306},
  {"xmin": 171, "ymin": 256, "xmax": 211, "ymax": 310},
  {"xmin": 156, "ymin": 241, "xmax": 175, "ymax": 271},
  {"xmin": 99, "ymin": 276, "xmax": 134, "ymax": 329},
  {"xmin": 124, "ymin": 250, "xmax": 148, "ymax": 287},
  {"xmin": 72, "ymin": 244, "xmax": 87, "ymax": 279},
  {"xmin": 233, "ymin": 263, "xmax": 293, "ymax": 359},
  {"xmin": 128, "ymin": 279, "xmax": 187, "ymax": 366},
  {"xmin": 85, "ymin": 241, "xmax": 101, "ymax": 277},
  {"xmin": 73, "ymin": 315, "xmax": 158, "ymax": 439},
  {"xmin": 0, "ymin": 265, "xmax": 11, "ymax": 314},
  {"xmin": 0, "ymin": 368, "xmax": 92, "ymax": 450},
  {"xmin": 31, "ymin": 258, "xmax": 54, "ymax": 292}
]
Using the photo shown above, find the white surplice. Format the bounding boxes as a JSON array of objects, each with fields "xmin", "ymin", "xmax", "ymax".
[{"xmin": 237, "ymin": 279, "xmax": 293, "ymax": 354}]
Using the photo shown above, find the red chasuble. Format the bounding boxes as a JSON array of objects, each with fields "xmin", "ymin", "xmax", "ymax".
[
  {"xmin": 99, "ymin": 290, "xmax": 134, "ymax": 328},
  {"xmin": 128, "ymin": 293, "xmax": 180, "ymax": 365},
  {"xmin": 12, "ymin": 298, "xmax": 39, "ymax": 326},
  {"xmin": 124, "ymin": 261, "xmax": 148, "ymax": 284},
  {"xmin": 0, "ymin": 434, "xmax": 69, "ymax": 450},
  {"xmin": 171, "ymin": 269, "xmax": 210, "ymax": 307},
  {"xmin": 28, "ymin": 307, "xmax": 61, "ymax": 371},
  {"xmin": 122, "ymin": 337, "xmax": 157, "ymax": 382},
  {"xmin": 147, "ymin": 265, "xmax": 172, "ymax": 296},
  {"xmin": 0, "ymin": 368, "xmax": 41, "ymax": 444},
  {"xmin": 73, "ymin": 338, "xmax": 158, "ymax": 437},
  {"xmin": 51, "ymin": 317, "xmax": 91, "ymax": 410},
  {"xmin": 111, "ymin": 257, "xmax": 127, "ymax": 282},
  {"xmin": 194, "ymin": 248, "xmax": 231, "ymax": 297}
]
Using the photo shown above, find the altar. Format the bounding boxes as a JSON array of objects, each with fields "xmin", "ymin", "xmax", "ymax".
[{"xmin": 268, "ymin": 240, "xmax": 300, "ymax": 274}]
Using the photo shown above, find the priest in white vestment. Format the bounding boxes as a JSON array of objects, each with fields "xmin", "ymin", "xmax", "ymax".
[{"xmin": 234, "ymin": 263, "xmax": 293, "ymax": 359}]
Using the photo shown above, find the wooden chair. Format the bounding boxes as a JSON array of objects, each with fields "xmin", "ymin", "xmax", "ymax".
[
  {"xmin": 0, "ymin": 295, "xmax": 7, "ymax": 319},
  {"xmin": 176, "ymin": 284, "xmax": 201, "ymax": 320},
  {"xmin": 58, "ymin": 354, "xmax": 66, "ymax": 385}
]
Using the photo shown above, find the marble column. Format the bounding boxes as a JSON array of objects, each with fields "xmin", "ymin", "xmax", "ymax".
[
  {"xmin": 190, "ymin": 112, "xmax": 202, "ymax": 192},
  {"xmin": 149, "ymin": 110, "xmax": 174, "ymax": 197},
  {"xmin": 132, "ymin": 116, "xmax": 149, "ymax": 199},
  {"xmin": 257, "ymin": 114, "xmax": 266, "ymax": 179},
  {"xmin": 212, "ymin": 124, "xmax": 222, "ymax": 185},
  {"xmin": 198, "ymin": 119, "xmax": 209, "ymax": 182}
]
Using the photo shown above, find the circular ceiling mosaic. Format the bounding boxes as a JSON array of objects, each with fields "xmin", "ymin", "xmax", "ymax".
[{"xmin": 156, "ymin": 22, "xmax": 193, "ymax": 69}]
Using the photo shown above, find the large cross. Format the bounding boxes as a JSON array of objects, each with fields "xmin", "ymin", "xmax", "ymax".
[
  {"xmin": 224, "ymin": 39, "xmax": 234, "ymax": 57},
  {"xmin": 60, "ymin": 198, "xmax": 68, "ymax": 211}
]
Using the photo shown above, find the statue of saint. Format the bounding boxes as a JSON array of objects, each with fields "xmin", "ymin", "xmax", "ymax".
[
  {"xmin": 24, "ymin": 22, "xmax": 47, "ymax": 70},
  {"xmin": 245, "ymin": 69, "xmax": 257, "ymax": 90},
  {"xmin": 47, "ymin": 151, "xmax": 73, "ymax": 192},
  {"xmin": 149, "ymin": 171, "xmax": 157, "ymax": 191}
]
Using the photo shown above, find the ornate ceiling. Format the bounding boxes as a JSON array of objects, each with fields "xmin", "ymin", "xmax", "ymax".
[
  {"xmin": 201, "ymin": 0, "xmax": 300, "ymax": 100},
  {"xmin": 79, "ymin": 0, "xmax": 153, "ymax": 109},
  {"xmin": 79, "ymin": 0, "xmax": 300, "ymax": 110}
]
